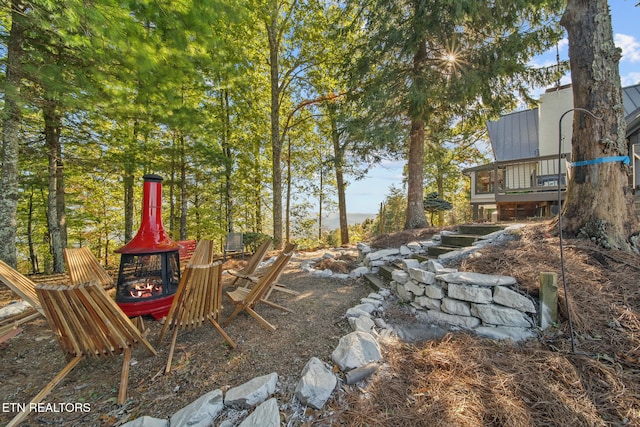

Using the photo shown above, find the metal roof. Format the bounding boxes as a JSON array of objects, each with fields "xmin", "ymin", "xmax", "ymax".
[
  {"xmin": 623, "ymin": 83, "xmax": 640, "ymax": 118},
  {"xmin": 486, "ymin": 108, "xmax": 539, "ymax": 162}
]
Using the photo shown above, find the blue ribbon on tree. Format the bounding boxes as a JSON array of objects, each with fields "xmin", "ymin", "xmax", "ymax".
[{"xmin": 567, "ymin": 156, "xmax": 631, "ymax": 167}]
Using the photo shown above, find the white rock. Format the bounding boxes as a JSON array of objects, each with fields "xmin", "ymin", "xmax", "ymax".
[
  {"xmin": 414, "ymin": 296, "xmax": 441, "ymax": 310},
  {"xmin": 171, "ymin": 389, "xmax": 224, "ymax": 427},
  {"xmin": 447, "ymin": 283, "xmax": 493, "ymax": 304},
  {"xmin": 295, "ymin": 357, "xmax": 337, "ymax": 410},
  {"xmin": 395, "ymin": 284, "xmax": 413, "ymax": 302},
  {"xmin": 0, "ymin": 301, "xmax": 32, "ymax": 319},
  {"xmin": 120, "ymin": 416, "xmax": 169, "ymax": 427},
  {"xmin": 331, "ymin": 331, "xmax": 382, "ymax": 372},
  {"xmin": 360, "ymin": 297, "xmax": 382, "ymax": 307},
  {"xmin": 408, "ymin": 268, "xmax": 436, "ymax": 285},
  {"xmin": 238, "ymin": 398, "xmax": 280, "ymax": 427},
  {"xmin": 391, "ymin": 270, "xmax": 410, "ymax": 284},
  {"xmin": 470, "ymin": 304, "xmax": 533, "ymax": 328},
  {"xmin": 367, "ymin": 293, "xmax": 384, "ymax": 300},
  {"xmin": 400, "ymin": 245, "xmax": 413, "ymax": 256},
  {"xmin": 423, "ymin": 284, "xmax": 445, "ymax": 299},
  {"xmin": 438, "ymin": 272, "xmax": 518, "ymax": 287},
  {"xmin": 420, "ymin": 310, "xmax": 481, "ymax": 329},
  {"xmin": 350, "ymin": 266, "xmax": 369, "ymax": 278},
  {"xmin": 349, "ymin": 315, "xmax": 376, "ymax": 334},
  {"xmin": 401, "ymin": 259, "xmax": 421, "ymax": 270},
  {"xmin": 224, "ymin": 373, "xmax": 278, "ymax": 409},
  {"xmin": 492, "ymin": 286, "xmax": 536, "ymax": 313},
  {"xmin": 441, "ymin": 298, "xmax": 471, "ymax": 316},
  {"xmin": 475, "ymin": 326, "xmax": 536, "ymax": 342},
  {"xmin": 345, "ymin": 307, "xmax": 372, "ymax": 319},
  {"xmin": 365, "ymin": 248, "xmax": 400, "ymax": 261},
  {"xmin": 404, "ymin": 280, "xmax": 425, "ymax": 296}
]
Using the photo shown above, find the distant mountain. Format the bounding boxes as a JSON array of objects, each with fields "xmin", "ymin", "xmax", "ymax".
[{"xmin": 321, "ymin": 212, "xmax": 377, "ymax": 230}]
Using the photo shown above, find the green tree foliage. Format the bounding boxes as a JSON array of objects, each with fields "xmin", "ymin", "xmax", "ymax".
[
  {"xmin": 345, "ymin": 0, "xmax": 566, "ymax": 230},
  {"xmin": 423, "ymin": 192, "xmax": 453, "ymax": 227}
]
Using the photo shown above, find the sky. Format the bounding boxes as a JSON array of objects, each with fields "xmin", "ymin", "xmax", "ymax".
[{"xmin": 343, "ymin": 1, "xmax": 640, "ymax": 215}]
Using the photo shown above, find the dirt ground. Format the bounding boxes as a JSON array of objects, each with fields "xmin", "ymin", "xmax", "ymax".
[{"xmin": 1, "ymin": 223, "xmax": 640, "ymax": 426}]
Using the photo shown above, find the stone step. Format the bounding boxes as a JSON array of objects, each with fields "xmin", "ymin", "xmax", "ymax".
[
  {"xmin": 441, "ymin": 234, "xmax": 480, "ymax": 248},
  {"xmin": 427, "ymin": 245, "xmax": 460, "ymax": 257},
  {"xmin": 363, "ymin": 273, "xmax": 387, "ymax": 292},
  {"xmin": 457, "ymin": 224, "xmax": 505, "ymax": 236}
]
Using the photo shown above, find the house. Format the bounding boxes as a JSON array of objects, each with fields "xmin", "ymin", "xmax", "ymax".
[{"xmin": 465, "ymin": 83, "xmax": 640, "ymax": 221}]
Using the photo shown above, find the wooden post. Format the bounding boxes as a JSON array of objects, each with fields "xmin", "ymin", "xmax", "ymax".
[{"xmin": 539, "ymin": 272, "xmax": 558, "ymax": 329}]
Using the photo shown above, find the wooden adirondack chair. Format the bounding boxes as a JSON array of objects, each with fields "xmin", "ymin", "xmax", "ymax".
[
  {"xmin": 223, "ymin": 247, "xmax": 295, "ymax": 331},
  {"xmin": 6, "ymin": 282, "xmax": 156, "ymax": 427},
  {"xmin": 226, "ymin": 239, "xmax": 273, "ymax": 286},
  {"xmin": 0, "ymin": 260, "xmax": 44, "ymax": 342},
  {"xmin": 64, "ymin": 247, "xmax": 114, "ymax": 289},
  {"xmin": 158, "ymin": 243, "xmax": 236, "ymax": 373}
]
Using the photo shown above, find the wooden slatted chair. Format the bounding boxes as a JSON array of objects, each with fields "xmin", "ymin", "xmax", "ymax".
[
  {"xmin": 0, "ymin": 260, "xmax": 44, "ymax": 341},
  {"xmin": 64, "ymin": 247, "xmax": 114, "ymax": 289},
  {"xmin": 226, "ymin": 239, "xmax": 273, "ymax": 286},
  {"xmin": 158, "ymin": 241, "xmax": 236, "ymax": 374},
  {"xmin": 6, "ymin": 282, "xmax": 156, "ymax": 427},
  {"xmin": 231, "ymin": 242, "xmax": 299, "ymax": 301},
  {"xmin": 223, "ymin": 246, "xmax": 295, "ymax": 332}
]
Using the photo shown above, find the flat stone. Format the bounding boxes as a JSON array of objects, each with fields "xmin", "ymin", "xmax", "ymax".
[
  {"xmin": 224, "ymin": 373, "xmax": 278, "ymax": 409},
  {"xmin": 366, "ymin": 248, "xmax": 400, "ymax": 261},
  {"xmin": 408, "ymin": 268, "xmax": 436, "ymax": 285},
  {"xmin": 392, "ymin": 270, "xmax": 410, "ymax": 284},
  {"xmin": 120, "ymin": 416, "xmax": 169, "ymax": 427},
  {"xmin": 360, "ymin": 297, "xmax": 382, "ymax": 307},
  {"xmin": 493, "ymin": 286, "xmax": 536, "ymax": 313},
  {"xmin": 447, "ymin": 283, "xmax": 493, "ymax": 304},
  {"xmin": 475, "ymin": 326, "xmax": 536, "ymax": 342},
  {"xmin": 331, "ymin": 331, "xmax": 382, "ymax": 372},
  {"xmin": 401, "ymin": 259, "xmax": 421, "ymax": 270},
  {"xmin": 400, "ymin": 245, "xmax": 413, "ymax": 255},
  {"xmin": 414, "ymin": 296, "xmax": 441, "ymax": 310},
  {"xmin": 349, "ymin": 315, "xmax": 376, "ymax": 334},
  {"xmin": 420, "ymin": 310, "xmax": 481, "ymax": 329},
  {"xmin": 437, "ymin": 272, "xmax": 517, "ymax": 287},
  {"xmin": 357, "ymin": 242, "xmax": 371, "ymax": 254},
  {"xmin": 470, "ymin": 304, "xmax": 533, "ymax": 328},
  {"xmin": 404, "ymin": 280, "xmax": 425, "ymax": 296},
  {"xmin": 395, "ymin": 284, "xmax": 413, "ymax": 302},
  {"xmin": 367, "ymin": 293, "xmax": 384, "ymax": 300},
  {"xmin": 441, "ymin": 298, "xmax": 471, "ymax": 316},
  {"xmin": 350, "ymin": 266, "xmax": 369, "ymax": 278},
  {"xmin": 171, "ymin": 389, "xmax": 224, "ymax": 427},
  {"xmin": 238, "ymin": 398, "xmax": 280, "ymax": 427},
  {"xmin": 423, "ymin": 284, "xmax": 445, "ymax": 299},
  {"xmin": 295, "ymin": 357, "xmax": 337, "ymax": 409},
  {"xmin": 345, "ymin": 307, "xmax": 372, "ymax": 319}
]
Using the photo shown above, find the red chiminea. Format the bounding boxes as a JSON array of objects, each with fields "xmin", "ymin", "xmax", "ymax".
[{"xmin": 115, "ymin": 174, "xmax": 180, "ymax": 319}]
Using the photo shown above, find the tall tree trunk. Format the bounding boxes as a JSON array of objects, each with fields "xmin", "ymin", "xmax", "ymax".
[
  {"xmin": 179, "ymin": 133, "xmax": 187, "ymax": 240},
  {"xmin": 43, "ymin": 100, "xmax": 65, "ymax": 273},
  {"xmin": 560, "ymin": 0, "xmax": 638, "ymax": 250},
  {"xmin": 0, "ymin": 0, "xmax": 26, "ymax": 267},
  {"xmin": 56, "ymin": 142, "xmax": 67, "ymax": 249},
  {"xmin": 27, "ymin": 188, "xmax": 39, "ymax": 273},
  {"xmin": 329, "ymin": 104, "xmax": 349, "ymax": 245},
  {"xmin": 267, "ymin": 3, "xmax": 283, "ymax": 248},
  {"xmin": 405, "ymin": 117, "xmax": 428, "ymax": 229},
  {"xmin": 286, "ymin": 135, "xmax": 291, "ymax": 243},
  {"xmin": 405, "ymin": 35, "xmax": 429, "ymax": 230},
  {"xmin": 222, "ymin": 89, "xmax": 234, "ymax": 233}
]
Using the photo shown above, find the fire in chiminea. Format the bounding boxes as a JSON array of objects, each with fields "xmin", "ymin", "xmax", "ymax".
[{"xmin": 114, "ymin": 174, "xmax": 180, "ymax": 319}]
